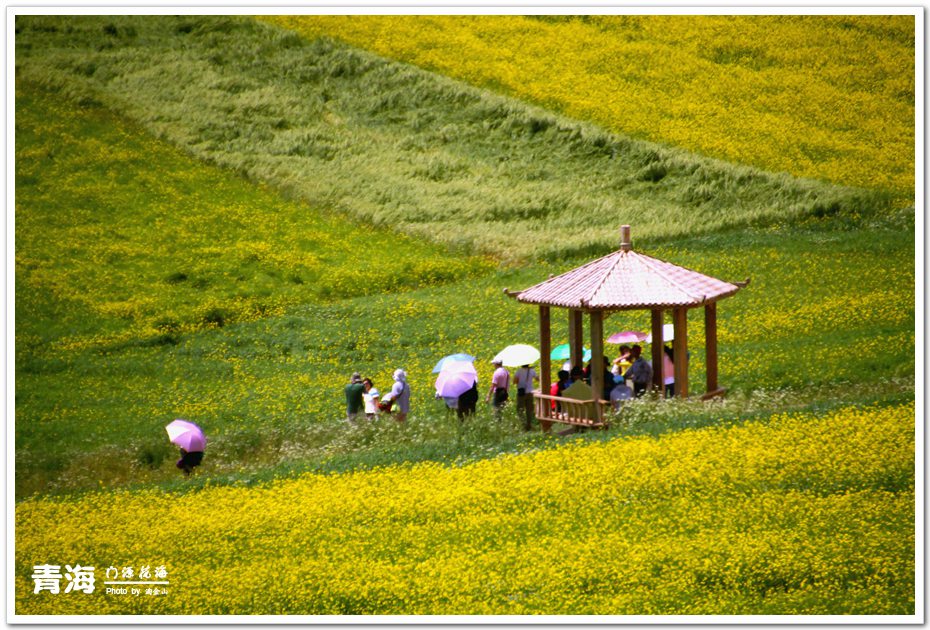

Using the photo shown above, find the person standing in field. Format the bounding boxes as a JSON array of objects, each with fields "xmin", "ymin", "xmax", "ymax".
[
  {"xmin": 623, "ymin": 345, "xmax": 653, "ymax": 398},
  {"xmin": 345, "ymin": 372, "xmax": 365, "ymax": 424},
  {"xmin": 362, "ymin": 378, "xmax": 380, "ymax": 420},
  {"xmin": 457, "ymin": 379, "xmax": 479, "ymax": 420},
  {"xmin": 381, "ymin": 369, "xmax": 411, "ymax": 422},
  {"xmin": 486, "ymin": 359, "xmax": 510, "ymax": 419},
  {"xmin": 514, "ymin": 363, "xmax": 538, "ymax": 431}
]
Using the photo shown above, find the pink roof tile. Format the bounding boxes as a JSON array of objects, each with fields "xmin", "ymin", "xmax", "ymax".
[{"xmin": 516, "ymin": 249, "xmax": 741, "ymax": 310}]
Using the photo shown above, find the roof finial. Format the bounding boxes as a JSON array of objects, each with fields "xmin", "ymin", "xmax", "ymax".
[{"xmin": 620, "ymin": 225, "xmax": 632, "ymax": 252}]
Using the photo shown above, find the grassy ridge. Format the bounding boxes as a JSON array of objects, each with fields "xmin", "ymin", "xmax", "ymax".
[
  {"xmin": 16, "ymin": 81, "xmax": 492, "ymax": 351},
  {"xmin": 262, "ymin": 14, "xmax": 915, "ymax": 197},
  {"xmin": 14, "ymin": 15, "xmax": 893, "ymax": 262},
  {"xmin": 16, "ymin": 402, "xmax": 914, "ymax": 614}
]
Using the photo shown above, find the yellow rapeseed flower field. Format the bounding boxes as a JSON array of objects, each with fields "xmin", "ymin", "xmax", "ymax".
[
  {"xmin": 16, "ymin": 402, "xmax": 914, "ymax": 615},
  {"xmin": 261, "ymin": 15, "xmax": 914, "ymax": 197}
]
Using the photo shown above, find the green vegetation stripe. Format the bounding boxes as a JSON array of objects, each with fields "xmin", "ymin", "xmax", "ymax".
[{"xmin": 15, "ymin": 15, "xmax": 893, "ymax": 262}]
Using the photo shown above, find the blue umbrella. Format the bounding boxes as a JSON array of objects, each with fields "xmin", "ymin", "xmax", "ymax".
[
  {"xmin": 550, "ymin": 344, "xmax": 592, "ymax": 362},
  {"xmin": 432, "ymin": 353, "xmax": 476, "ymax": 373}
]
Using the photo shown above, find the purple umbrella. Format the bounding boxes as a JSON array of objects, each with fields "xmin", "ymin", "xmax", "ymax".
[
  {"xmin": 435, "ymin": 369, "xmax": 478, "ymax": 398},
  {"xmin": 432, "ymin": 353, "xmax": 477, "ymax": 373},
  {"xmin": 166, "ymin": 419, "xmax": 206, "ymax": 452}
]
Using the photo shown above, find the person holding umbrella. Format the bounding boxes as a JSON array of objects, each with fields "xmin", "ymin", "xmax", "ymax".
[
  {"xmin": 457, "ymin": 380, "xmax": 479, "ymax": 420},
  {"xmin": 166, "ymin": 419, "xmax": 206, "ymax": 476}
]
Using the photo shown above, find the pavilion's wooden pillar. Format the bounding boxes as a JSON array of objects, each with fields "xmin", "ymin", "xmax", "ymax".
[
  {"xmin": 650, "ymin": 309, "xmax": 664, "ymax": 391},
  {"xmin": 590, "ymin": 310, "xmax": 605, "ymax": 409},
  {"xmin": 569, "ymin": 309, "xmax": 584, "ymax": 370},
  {"xmin": 539, "ymin": 306, "xmax": 552, "ymax": 395},
  {"xmin": 673, "ymin": 307, "xmax": 689, "ymax": 398},
  {"xmin": 704, "ymin": 302, "xmax": 718, "ymax": 394}
]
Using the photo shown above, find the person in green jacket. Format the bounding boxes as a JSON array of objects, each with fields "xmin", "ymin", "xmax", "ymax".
[{"xmin": 345, "ymin": 372, "xmax": 365, "ymax": 424}]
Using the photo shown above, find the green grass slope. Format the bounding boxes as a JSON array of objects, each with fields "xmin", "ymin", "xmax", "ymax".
[
  {"xmin": 15, "ymin": 82, "xmax": 491, "ymax": 351},
  {"xmin": 14, "ymin": 15, "xmax": 897, "ymax": 263}
]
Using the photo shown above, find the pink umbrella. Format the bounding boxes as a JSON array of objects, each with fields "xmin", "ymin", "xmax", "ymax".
[
  {"xmin": 435, "ymin": 370, "xmax": 478, "ymax": 398},
  {"xmin": 166, "ymin": 419, "xmax": 206, "ymax": 452},
  {"xmin": 435, "ymin": 360, "xmax": 478, "ymax": 398},
  {"xmin": 440, "ymin": 359, "xmax": 478, "ymax": 375},
  {"xmin": 608, "ymin": 330, "xmax": 648, "ymax": 344}
]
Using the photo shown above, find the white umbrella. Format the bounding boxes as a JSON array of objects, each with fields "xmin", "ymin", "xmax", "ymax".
[
  {"xmin": 645, "ymin": 323, "xmax": 675, "ymax": 344},
  {"xmin": 492, "ymin": 344, "xmax": 540, "ymax": 367}
]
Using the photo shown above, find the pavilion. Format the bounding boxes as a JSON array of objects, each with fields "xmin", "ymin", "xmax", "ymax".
[{"xmin": 505, "ymin": 225, "xmax": 747, "ymax": 431}]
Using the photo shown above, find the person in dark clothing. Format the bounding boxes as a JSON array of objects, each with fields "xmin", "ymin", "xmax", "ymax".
[
  {"xmin": 457, "ymin": 380, "xmax": 479, "ymax": 420},
  {"xmin": 345, "ymin": 372, "xmax": 365, "ymax": 424},
  {"xmin": 601, "ymin": 356, "xmax": 614, "ymax": 401},
  {"xmin": 568, "ymin": 365, "xmax": 584, "ymax": 386},
  {"xmin": 623, "ymin": 345, "xmax": 653, "ymax": 398},
  {"xmin": 176, "ymin": 448, "xmax": 204, "ymax": 475}
]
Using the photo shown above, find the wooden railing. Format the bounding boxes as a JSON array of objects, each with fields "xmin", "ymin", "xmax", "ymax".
[{"xmin": 532, "ymin": 393, "xmax": 610, "ymax": 432}]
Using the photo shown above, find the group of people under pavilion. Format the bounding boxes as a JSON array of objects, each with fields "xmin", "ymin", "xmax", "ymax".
[{"xmin": 505, "ymin": 225, "xmax": 748, "ymax": 431}]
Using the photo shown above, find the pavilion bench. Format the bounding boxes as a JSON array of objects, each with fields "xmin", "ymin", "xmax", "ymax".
[{"xmin": 532, "ymin": 393, "xmax": 612, "ymax": 432}]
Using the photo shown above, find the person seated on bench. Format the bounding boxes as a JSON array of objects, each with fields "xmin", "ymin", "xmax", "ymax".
[{"xmin": 549, "ymin": 369, "xmax": 570, "ymax": 413}]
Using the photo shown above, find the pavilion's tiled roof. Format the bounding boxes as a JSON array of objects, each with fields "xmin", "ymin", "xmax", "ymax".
[{"xmin": 515, "ymin": 249, "xmax": 741, "ymax": 310}]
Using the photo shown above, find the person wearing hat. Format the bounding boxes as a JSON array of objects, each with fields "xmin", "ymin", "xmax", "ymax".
[
  {"xmin": 381, "ymin": 369, "xmax": 411, "ymax": 422},
  {"xmin": 486, "ymin": 359, "xmax": 511, "ymax": 419},
  {"xmin": 344, "ymin": 372, "xmax": 365, "ymax": 424}
]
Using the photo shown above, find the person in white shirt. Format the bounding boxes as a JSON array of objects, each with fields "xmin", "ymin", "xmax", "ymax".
[
  {"xmin": 362, "ymin": 378, "xmax": 380, "ymax": 419},
  {"xmin": 513, "ymin": 364, "xmax": 538, "ymax": 431}
]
